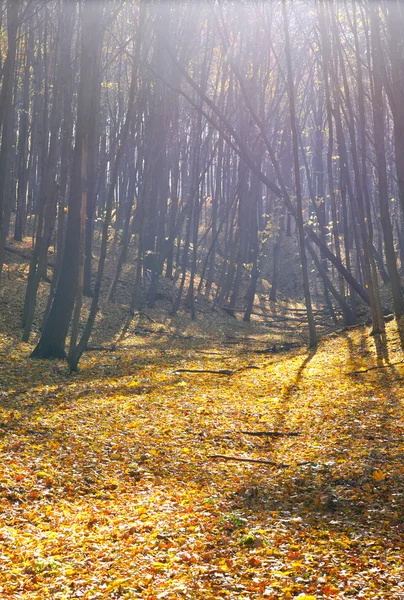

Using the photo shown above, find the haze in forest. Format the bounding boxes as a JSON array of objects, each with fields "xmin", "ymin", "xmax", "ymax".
[
  {"xmin": 0, "ymin": 0, "xmax": 404, "ymax": 357},
  {"xmin": 2, "ymin": 2, "xmax": 404, "ymax": 599}
]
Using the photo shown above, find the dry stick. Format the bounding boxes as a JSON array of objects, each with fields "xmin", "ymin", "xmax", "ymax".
[
  {"xmin": 223, "ymin": 340, "xmax": 256, "ymax": 346},
  {"xmin": 277, "ymin": 307, "xmax": 333, "ymax": 315},
  {"xmin": 209, "ymin": 455, "xmax": 290, "ymax": 467},
  {"xmin": 239, "ymin": 431, "xmax": 301, "ymax": 438},
  {"xmin": 225, "ymin": 336, "xmax": 260, "ymax": 341},
  {"xmin": 175, "ymin": 368, "xmax": 233, "ymax": 375},
  {"xmin": 253, "ymin": 304, "xmax": 331, "ymax": 315},
  {"xmin": 208, "ymin": 455, "xmax": 310, "ymax": 468},
  {"xmin": 5, "ymin": 245, "xmax": 55, "ymax": 268},
  {"xmin": 251, "ymin": 342, "xmax": 302, "ymax": 351},
  {"xmin": 220, "ymin": 307, "xmax": 308, "ymax": 322},
  {"xmin": 348, "ymin": 359, "xmax": 404, "ymax": 374},
  {"xmin": 174, "ymin": 365, "xmax": 260, "ymax": 376},
  {"xmin": 195, "ymin": 350, "xmax": 229, "ymax": 355},
  {"xmin": 138, "ymin": 312, "xmax": 158, "ymax": 324},
  {"xmin": 263, "ymin": 323, "xmax": 300, "ymax": 331},
  {"xmin": 85, "ymin": 345, "xmax": 117, "ymax": 353}
]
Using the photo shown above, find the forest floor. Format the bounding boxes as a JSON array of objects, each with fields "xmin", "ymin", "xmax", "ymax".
[{"xmin": 0, "ymin": 246, "xmax": 404, "ymax": 599}]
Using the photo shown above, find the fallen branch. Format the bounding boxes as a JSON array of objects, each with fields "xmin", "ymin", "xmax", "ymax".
[
  {"xmin": 178, "ymin": 334, "xmax": 218, "ymax": 341},
  {"xmin": 195, "ymin": 350, "xmax": 228, "ymax": 355},
  {"xmin": 5, "ymin": 245, "xmax": 56, "ymax": 269},
  {"xmin": 85, "ymin": 345, "xmax": 117, "ymax": 353},
  {"xmin": 208, "ymin": 454, "xmax": 291, "ymax": 467},
  {"xmin": 263, "ymin": 322, "xmax": 301, "ymax": 331},
  {"xmin": 220, "ymin": 306, "xmax": 308, "ymax": 322},
  {"xmin": 244, "ymin": 342, "xmax": 302, "ymax": 355},
  {"xmin": 138, "ymin": 312, "xmax": 158, "ymax": 324},
  {"xmin": 239, "ymin": 430, "xmax": 301, "ymax": 438},
  {"xmin": 134, "ymin": 328, "xmax": 164, "ymax": 336},
  {"xmin": 223, "ymin": 339, "xmax": 255, "ymax": 345},
  {"xmin": 175, "ymin": 368, "xmax": 233, "ymax": 375},
  {"xmin": 173, "ymin": 365, "xmax": 260, "ymax": 376},
  {"xmin": 5, "ymin": 245, "xmax": 33, "ymax": 260},
  {"xmin": 282, "ymin": 307, "xmax": 334, "ymax": 315}
]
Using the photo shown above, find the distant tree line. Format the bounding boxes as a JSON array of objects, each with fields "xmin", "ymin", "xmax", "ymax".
[{"xmin": 1, "ymin": 0, "xmax": 404, "ymax": 368}]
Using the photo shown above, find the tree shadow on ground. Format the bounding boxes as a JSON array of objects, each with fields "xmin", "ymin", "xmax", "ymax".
[
  {"xmin": 203, "ymin": 328, "xmax": 403, "ymax": 541},
  {"xmin": 1, "ymin": 326, "xmax": 403, "ymax": 597}
]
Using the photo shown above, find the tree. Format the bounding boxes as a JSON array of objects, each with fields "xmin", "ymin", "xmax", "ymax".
[{"xmin": 32, "ymin": 0, "xmax": 103, "ymax": 359}]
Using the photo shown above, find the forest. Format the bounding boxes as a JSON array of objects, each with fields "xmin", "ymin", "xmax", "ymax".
[{"xmin": 0, "ymin": 0, "xmax": 403, "ymax": 598}]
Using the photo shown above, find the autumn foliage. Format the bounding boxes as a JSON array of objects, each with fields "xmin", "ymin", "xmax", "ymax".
[{"xmin": 0, "ymin": 314, "xmax": 403, "ymax": 599}]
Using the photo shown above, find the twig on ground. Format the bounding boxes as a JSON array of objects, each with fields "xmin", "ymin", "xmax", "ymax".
[
  {"xmin": 208, "ymin": 454, "xmax": 290, "ymax": 467},
  {"xmin": 242, "ymin": 342, "xmax": 302, "ymax": 354},
  {"xmin": 195, "ymin": 350, "xmax": 228, "ymax": 355},
  {"xmin": 173, "ymin": 365, "xmax": 260, "ymax": 376},
  {"xmin": 175, "ymin": 368, "xmax": 234, "ymax": 375},
  {"xmin": 5, "ymin": 245, "xmax": 55, "ymax": 269},
  {"xmin": 85, "ymin": 345, "xmax": 117, "ymax": 353},
  {"xmin": 239, "ymin": 431, "xmax": 301, "ymax": 437},
  {"xmin": 220, "ymin": 306, "xmax": 308, "ymax": 322},
  {"xmin": 138, "ymin": 312, "xmax": 157, "ymax": 323},
  {"xmin": 208, "ymin": 454, "xmax": 311, "ymax": 467}
]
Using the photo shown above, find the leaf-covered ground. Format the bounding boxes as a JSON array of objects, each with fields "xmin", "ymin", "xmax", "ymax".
[{"xmin": 0, "ymin": 316, "xmax": 404, "ymax": 599}]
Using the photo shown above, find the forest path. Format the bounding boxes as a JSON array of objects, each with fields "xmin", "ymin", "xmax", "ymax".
[{"xmin": 0, "ymin": 321, "xmax": 403, "ymax": 599}]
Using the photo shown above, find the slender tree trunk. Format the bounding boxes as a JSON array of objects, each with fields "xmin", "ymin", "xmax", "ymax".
[
  {"xmin": 106, "ymin": 158, "xmax": 138, "ymax": 303},
  {"xmin": 31, "ymin": 0, "xmax": 102, "ymax": 359},
  {"xmin": 22, "ymin": 19, "xmax": 64, "ymax": 341},
  {"xmin": 370, "ymin": 2, "xmax": 404, "ymax": 330},
  {"xmin": 282, "ymin": 0, "xmax": 317, "ymax": 347},
  {"xmin": 0, "ymin": 0, "xmax": 18, "ymax": 278},
  {"xmin": 68, "ymin": 8, "xmax": 144, "ymax": 371},
  {"xmin": 14, "ymin": 37, "xmax": 30, "ymax": 241}
]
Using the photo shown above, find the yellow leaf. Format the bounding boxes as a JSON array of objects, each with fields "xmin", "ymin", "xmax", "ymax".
[
  {"xmin": 105, "ymin": 579, "xmax": 128, "ymax": 593},
  {"xmin": 36, "ymin": 471, "xmax": 50, "ymax": 478},
  {"xmin": 218, "ymin": 559, "xmax": 230, "ymax": 571},
  {"xmin": 372, "ymin": 469, "xmax": 387, "ymax": 482}
]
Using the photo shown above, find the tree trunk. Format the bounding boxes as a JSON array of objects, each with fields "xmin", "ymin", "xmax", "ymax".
[
  {"xmin": 282, "ymin": 0, "xmax": 317, "ymax": 347},
  {"xmin": 370, "ymin": 2, "xmax": 404, "ymax": 329},
  {"xmin": 31, "ymin": 1, "xmax": 102, "ymax": 359},
  {"xmin": 0, "ymin": 0, "xmax": 18, "ymax": 278}
]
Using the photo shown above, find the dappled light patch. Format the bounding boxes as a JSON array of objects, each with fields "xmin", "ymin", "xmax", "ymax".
[{"xmin": 0, "ymin": 321, "xmax": 403, "ymax": 598}]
